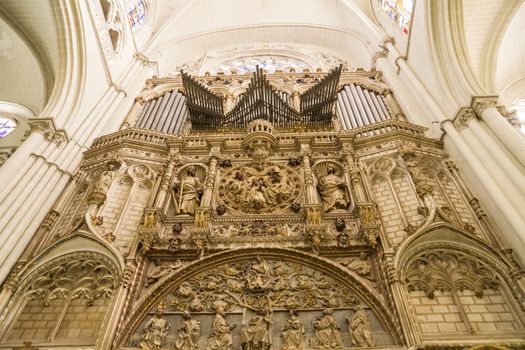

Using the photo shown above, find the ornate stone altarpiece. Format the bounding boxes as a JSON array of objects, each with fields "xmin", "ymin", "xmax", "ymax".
[{"xmin": 1, "ymin": 70, "xmax": 525, "ymax": 350}]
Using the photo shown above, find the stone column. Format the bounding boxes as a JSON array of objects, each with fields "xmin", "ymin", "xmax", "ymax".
[
  {"xmin": 0, "ymin": 132, "xmax": 45, "ymax": 190},
  {"xmin": 154, "ymin": 149, "xmax": 179, "ymax": 208},
  {"xmin": 342, "ymin": 144, "xmax": 366, "ymax": 204},
  {"xmin": 120, "ymin": 97, "xmax": 145, "ymax": 130},
  {"xmin": 467, "ymin": 118, "xmax": 525, "ymax": 196},
  {"xmin": 441, "ymin": 120, "xmax": 525, "ymax": 247},
  {"xmin": 472, "ymin": 96, "xmax": 525, "ymax": 167},
  {"xmin": 453, "ymin": 109, "xmax": 525, "ymax": 215},
  {"xmin": 381, "ymin": 89, "xmax": 405, "ymax": 120},
  {"xmin": 200, "ymin": 147, "xmax": 220, "ymax": 208}
]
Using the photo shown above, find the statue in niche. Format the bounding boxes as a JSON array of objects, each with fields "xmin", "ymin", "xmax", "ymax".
[
  {"xmin": 241, "ymin": 309, "xmax": 273, "ymax": 350},
  {"xmin": 346, "ymin": 307, "xmax": 374, "ymax": 347},
  {"xmin": 140, "ymin": 310, "xmax": 171, "ymax": 350},
  {"xmin": 314, "ymin": 309, "xmax": 342, "ymax": 349},
  {"xmin": 175, "ymin": 311, "xmax": 201, "ymax": 350},
  {"xmin": 281, "ymin": 310, "xmax": 305, "ymax": 350},
  {"xmin": 174, "ymin": 166, "xmax": 203, "ymax": 215},
  {"xmin": 206, "ymin": 305, "xmax": 237, "ymax": 350},
  {"xmin": 246, "ymin": 256, "xmax": 272, "ymax": 289},
  {"xmin": 317, "ymin": 165, "xmax": 348, "ymax": 212},
  {"xmin": 93, "ymin": 163, "xmax": 116, "ymax": 195}
]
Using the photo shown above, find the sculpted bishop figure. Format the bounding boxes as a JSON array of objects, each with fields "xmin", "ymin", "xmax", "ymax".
[
  {"xmin": 281, "ymin": 310, "xmax": 305, "ymax": 350},
  {"xmin": 175, "ymin": 311, "xmax": 201, "ymax": 350},
  {"xmin": 314, "ymin": 309, "xmax": 342, "ymax": 349},
  {"xmin": 347, "ymin": 307, "xmax": 374, "ymax": 347},
  {"xmin": 140, "ymin": 311, "xmax": 171, "ymax": 350},
  {"xmin": 206, "ymin": 305, "xmax": 237, "ymax": 350},
  {"xmin": 317, "ymin": 165, "xmax": 348, "ymax": 212},
  {"xmin": 241, "ymin": 309, "xmax": 273, "ymax": 350}
]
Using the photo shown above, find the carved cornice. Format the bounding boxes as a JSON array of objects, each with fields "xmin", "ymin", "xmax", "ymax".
[
  {"xmin": 471, "ymin": 95, "xmax": 498, "ymax": 116},
  {"xmin": 452, "ymin": 107, "xmax": 476, "ymax": 130},
  {"xmin": 28, "ymin": 117, "xmax": 69, "ymax": 146}
]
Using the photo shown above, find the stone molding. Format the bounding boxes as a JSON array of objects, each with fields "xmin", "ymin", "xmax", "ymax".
[
  {"xmin": 452, "ymin": 107, "xmax": 476, "ymax": 131},
  {"xmin": 471, "ymin": 96, "xmax": 498, "ymax": 116},
  {"xmin": 27, "ymin": 117, "xmax": 69, "ymax": 146}
]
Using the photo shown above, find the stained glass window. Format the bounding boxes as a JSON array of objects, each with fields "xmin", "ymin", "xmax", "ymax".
[
  {"xmin": 0, "ymin": 117, "xmax": 17, "ymax": 138},
  {"xmin": 380, "ymin": 0, "xmax": 413, "ymax": 34},
  {"xmin": 128, "ymin": 0, "xmax": 146, "ymax": 31}
]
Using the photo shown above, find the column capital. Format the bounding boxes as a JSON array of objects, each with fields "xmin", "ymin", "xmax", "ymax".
[
  {"xmin": 27, "ymin": 117, "xmax": 69, "ymax": 146},
  {"xmin": 471, "ymin": 96, "xmax": 498, "ymax": 116},
  {"xmin": 452, "ymin": 107, "xmax": 476, "ymax": 131}
]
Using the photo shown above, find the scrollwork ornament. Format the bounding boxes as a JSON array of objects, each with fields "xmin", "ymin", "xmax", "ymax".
[
  {"xmin": 306, "ymin": 226, "xmax": 325, "ymax": 254},
  {"xmin": 139, "ymin": 230, "xmax": 159, "ymax": 253}
]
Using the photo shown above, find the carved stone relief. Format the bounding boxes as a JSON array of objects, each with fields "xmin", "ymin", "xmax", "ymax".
[{"xmin": 217, "ymin": 163, "xmax": 302, "ymax": 214}]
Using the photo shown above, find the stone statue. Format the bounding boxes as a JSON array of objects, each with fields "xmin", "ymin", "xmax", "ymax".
[
  {"xmin": 140, "ymin": 311, "xmax": 171, "ymax": 350},
  {"xmin": 281, "ymin": 310, "xmax": 305, "ymax": 350},
  {"xmin": 175, "ymin": 311, "xmax": 201, "ymax": 350},
  {"xmin": 246, "ymin": 256, "xmax": 272, "ymax": 289},
  {"xmin": 317, "ymin": 165, "xmax": 348, "ymax": 212},
  {"xmin": 94, "ymin": 164, "xmax": 116, "ymax": 194},
  {"xmin": 175, "ymin": 166, "xmax": 203, "ymax": 215},
  {"xmin": 206, "ymin": 305, "xmax": 237, "ymax": 350},
  {"xmin": 346, "ymin": 307, "xmax": 374, "ymax": 347},
  {"xmin": 241, "ymin": 309, "xmax": 272, "ymax": 350},
  {"xmin": 314, "ymin": 309, "xmax": 342, "ymax": 349},
  {"xmin": 248, "ymin": 178, "xmax": 268, "ymax": 210}
]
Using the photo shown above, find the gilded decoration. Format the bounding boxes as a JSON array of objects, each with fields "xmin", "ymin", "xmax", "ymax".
[
  {"xmin": 9, "ymin": 68, "xmax": 525, "ymax": 350},
  {"xmin": 217, "ymin": 163, "xmax": 302, "ymax": 214}
]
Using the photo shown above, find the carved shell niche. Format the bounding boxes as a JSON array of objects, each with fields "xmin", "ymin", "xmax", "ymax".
[{"xmin": 312, "ymin": 160, "xmax": 345, "ymax": 178}]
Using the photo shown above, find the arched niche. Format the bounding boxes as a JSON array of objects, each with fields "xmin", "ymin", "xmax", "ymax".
[
  {"xmin": 116, "ymin": 248, "xmax": 401, "ymax": 348},
  {"xmin": 395, "ymin": 225, "xmax": 525, "ymax": 342},
  {"xmin": 0, "ymin": 234, "xmax": 121, "ymax": 346}
]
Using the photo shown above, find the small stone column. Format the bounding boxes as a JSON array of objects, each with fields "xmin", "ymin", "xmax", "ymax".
[
  {"xmin": 381, "ymin": 89, "xmax": 406, "ymax": 121},
  {"xmin": 120, "ymin": 97, "xmax": 145, "ymax": 130},
  {"xmin": 154, "ymin": 149, "xmax": 180, "ymax": 207}
]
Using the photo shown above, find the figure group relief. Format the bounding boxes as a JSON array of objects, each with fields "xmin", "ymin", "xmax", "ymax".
[
  {"xmin": 135, "ymin": 257, "xmax": 382, "ymax": 349},
  {"xmin": 217, "ymin": 163, "xmax": 301, "ymax": 214}
]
